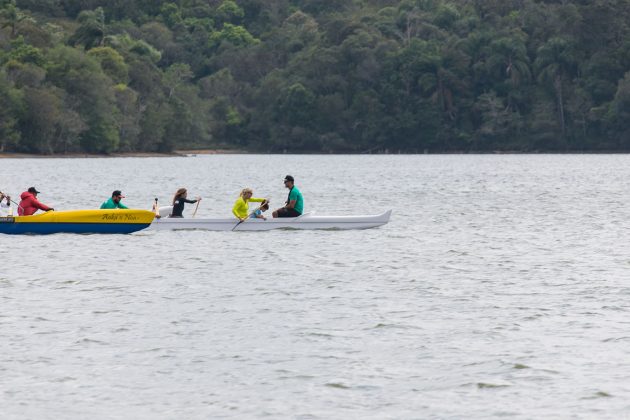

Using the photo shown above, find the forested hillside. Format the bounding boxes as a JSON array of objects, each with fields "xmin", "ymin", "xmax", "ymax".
[{"xmin": 1, "ymin": 0, "xmax": 630, "ymax": 153}]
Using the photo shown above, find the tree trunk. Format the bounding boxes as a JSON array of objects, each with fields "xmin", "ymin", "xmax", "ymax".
[{"xmin": 555, "ymin": 75, "xmax": 566, "ymax": 141}]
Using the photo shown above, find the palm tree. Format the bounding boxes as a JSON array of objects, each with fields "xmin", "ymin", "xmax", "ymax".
[
  {"xmin": 0, "ymin": 0, "xmax": 27, "ymax": 38},
  {"xmin": 534, "ymin": 37, "xmax": 578, "ymax": 139},
  {"xmin": 397, "ymin": 38, "xmax": 469, "ymax": 121},
  {"xmin": 69, "ymin": 7, "xmax": 106, "ymax": 50},
  {"xmin": 486, "ymin": 34, "xmax": 531, "ymax": 111}
]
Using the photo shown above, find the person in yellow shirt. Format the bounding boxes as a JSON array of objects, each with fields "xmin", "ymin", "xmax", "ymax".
[{"xmin": 232, "ymin": 188, "xmax": 268, "ymax": 221}]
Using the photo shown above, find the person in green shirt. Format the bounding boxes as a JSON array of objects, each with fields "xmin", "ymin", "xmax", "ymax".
[
  {"xmin": 273, "ymin": 175, "xmax": 303, "ymax": 218},
  {"xmin": 100, "ymin": 190, "xmax": 129, "ymax": 209}
]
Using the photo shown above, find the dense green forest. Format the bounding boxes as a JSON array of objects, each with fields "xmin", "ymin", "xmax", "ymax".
[{"xmin": 1, "ymin": 0, "xmax": 630, "ymax": 153}]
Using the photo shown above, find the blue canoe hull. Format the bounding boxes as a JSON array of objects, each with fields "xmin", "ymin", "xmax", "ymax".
[{"xmin": 0, "ymin": 223, "xmax": 150, "ymax": 235}]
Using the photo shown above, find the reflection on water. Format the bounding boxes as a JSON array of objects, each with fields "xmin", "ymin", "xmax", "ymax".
[{"xmin": 1, "ymin": 155, "xmax": 630, "ymax": 418}]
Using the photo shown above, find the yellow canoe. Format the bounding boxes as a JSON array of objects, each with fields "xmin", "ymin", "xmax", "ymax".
[{"xmin": 0, "ymin": 209, "xmax": 155, "ymax": 235}]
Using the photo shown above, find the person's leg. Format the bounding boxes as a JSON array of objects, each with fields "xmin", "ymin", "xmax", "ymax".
[
  {"xmin": 275, "ymin": 208, "xmax": 289, "ymax": 218},
  {"xmin": 275, "ymin": 208, "xmax": 300, "ymax": 218},
  {"xmin": 286, "ymin": 208, "xmax": 301, "ymax": 217}
]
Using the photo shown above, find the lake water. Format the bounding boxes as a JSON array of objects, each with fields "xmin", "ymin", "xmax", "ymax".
[{"xmin": 1, "ymin": 154, "xmax": 629, "ymax": 419}]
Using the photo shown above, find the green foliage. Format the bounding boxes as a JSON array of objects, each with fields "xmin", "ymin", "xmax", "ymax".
[
  {"xmin": 0, "ymin": 0, "xmax": 28, "ymax": 38},
  {"xmin": 2, "ymin": 0, "xmax": 630, "ymax": 153},
  {"xmin": 160, "ymin": 3, "xmax": 182, "ymax": 28},
  {"xmin": 4, "ymin": 36, "xmax": 44, "ymax": 65},
  {"xmin": 209, "ymin": 23, "xmax": 259, "ymax": 49},
  {"xmin": 105, "ymin": 33, "xmax": 162, "ymax": 63},
  {"xmin": 68, "ymin": 7, "xmax": 105, "ymax": 50},
  {"xmin": 87, "ymin": 46, "xmax": 128, "ymax": 83},
  {"xmin": 163, "ymin": 62, "xmax": 192, "ymax": 99},
  {"xmin": 215, "ymin": 1, "xmax": 244, "ymax": 26},
  {"xmin": 277, "ymin": 83, "xmax": 316, "ymax": 127},
  {"xmin": 0, "ymin": 69, "xmax": 24, "ymax": 151}
]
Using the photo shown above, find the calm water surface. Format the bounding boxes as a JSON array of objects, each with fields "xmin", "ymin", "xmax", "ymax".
[{"xmin": 1, "ymin": 155, "xmax": 629, "ymax": 419}]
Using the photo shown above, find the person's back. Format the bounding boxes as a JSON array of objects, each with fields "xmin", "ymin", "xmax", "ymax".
[
  {"xmin": 289, "ymin": 185, "xmax": 304, "ymax": 215},
  {"xmin": 18, "ymin": 187, "xmax": 53, "ymax": 216}
]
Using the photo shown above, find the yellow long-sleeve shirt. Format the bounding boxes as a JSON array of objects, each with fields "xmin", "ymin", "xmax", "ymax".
[{"xmin": 232, "ymin": 196, "xmax": 265, "ymax": 219}]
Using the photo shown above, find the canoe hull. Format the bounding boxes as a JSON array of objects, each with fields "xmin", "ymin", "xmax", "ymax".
[
  {"xmin": 0, "ymin": 210, "xmax": 155, "ymax": 235},
  {"xmin": 150, "ymin": 210, "xmax": 392, "ymax": 231}
]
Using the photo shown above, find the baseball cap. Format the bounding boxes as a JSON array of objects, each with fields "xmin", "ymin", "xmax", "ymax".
[
  {"xmin": 284, "ymin": 175, "xmax": 294, "ymax": 182},
  {"xmin": 112, "ymin": 190, "xmax": 125, "ymax": 198},
  {"xmin": 28, "ymin": 187, "xmax": 40, "ymax": 194}
]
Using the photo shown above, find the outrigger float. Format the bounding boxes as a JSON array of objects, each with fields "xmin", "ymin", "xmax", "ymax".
[
  {"xmin": 150, "ymin": 208, "xmax": 392, "ymax": 231},
  {"xmin": 0, "ymin": 209, "xmax": 156, "ymax": 235}
]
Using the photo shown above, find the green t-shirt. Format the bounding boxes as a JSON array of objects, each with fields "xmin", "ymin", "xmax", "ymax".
[
  {"xmin": 100, "ymin": 197, "xmax": 129, "ymax": 209},
  {"xmin": 288, "ymin": 186, "xmax": 304, "ymax": 214}
]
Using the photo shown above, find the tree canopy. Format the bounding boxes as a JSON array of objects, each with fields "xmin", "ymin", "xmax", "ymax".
[{"xmin": 1, "ymin": 0, "xmax": 630, "ymax": 153}]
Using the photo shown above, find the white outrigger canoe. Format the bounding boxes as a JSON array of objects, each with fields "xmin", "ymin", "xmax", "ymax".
[{"xmin": 150, "ymin": 209, "xmax": 392, "ymax": 231}]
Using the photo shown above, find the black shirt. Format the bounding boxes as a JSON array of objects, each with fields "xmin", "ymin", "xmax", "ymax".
[{"xmin": 171, "ymin": 198, "xmax": 197, "ymax": 217}]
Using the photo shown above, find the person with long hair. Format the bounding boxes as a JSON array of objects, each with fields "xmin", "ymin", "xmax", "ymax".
[
  {"xmin": 170, "ymin": 188, "xmax": 200, "ymax": 218},
  {"xmin": 232, "ymin": 188, "xmax": 268, "ymax": 221}
]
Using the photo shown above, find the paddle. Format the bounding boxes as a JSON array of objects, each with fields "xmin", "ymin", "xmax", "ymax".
[
  {"xmin": 232, "ymin": 210, "xmax": 254, "ymax": 231},
  {"xmin": 192, "ymin": 196, "xmax": 201, "ymax": 218}
]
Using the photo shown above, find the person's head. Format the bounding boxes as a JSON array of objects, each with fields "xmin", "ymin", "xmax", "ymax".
[
  {"xmin": 111, "ymin": 190, "xmax": 124, "ymax": 203},
  {"xmin": 28, "ymin": 187, "xmax": 40, "ymax": 197},
  {"xmin": 240, "ymin": 188, "xmax": 253, "ymax": 200},
  {"xmin": 284, "ymin": 175, "xmax": 294, "ymax": 189},
  {"xmin": 173, "ymin": 188, "xmax": 187, "ymax": 204},
  {"xmin": 260, "ymin": 202, "xmax": 269, "ymax": 212}
]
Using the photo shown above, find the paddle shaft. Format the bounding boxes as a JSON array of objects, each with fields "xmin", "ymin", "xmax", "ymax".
[
  {"xmin": 232, "ymin": 208, "xmax": 259, "ymax": 231},
  {"xmin": 192, "ymin": 198, "xmax": 201, "ymax": 218}
]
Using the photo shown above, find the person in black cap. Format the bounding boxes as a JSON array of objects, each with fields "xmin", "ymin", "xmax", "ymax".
[
  {"xmin": 18, "ymin": 187, "xmax": 54, "ymax": 216},
  {"xmin": 100, "ymin": 190, "xmax": 129, "ymax": 209},
  {"xmin": 273, "ymin": 175, "xmax": 304, "ymax": 218}
]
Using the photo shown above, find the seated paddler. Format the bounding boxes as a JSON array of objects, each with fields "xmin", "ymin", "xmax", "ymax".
[
  {"xmin": 232, "ymin": 188, "xmax": 268, "ymax": 222},
  {"xmin": 18, "ymin": 187, "xmax": 54, "ymax": 216},
  {"xmin": 272, "ymin": 175, "xmax": 303, "ymax": 218},
  {"xmin": 0, "ymin": 192, "xmax": 12, "ymax": 216},
  {"xmin": 170, "ymin": 188, "xmax": 200, "ymax": 218},
  {"xmin": 101, "ymin": 190, "xmax": 129, "ymax": 209}
]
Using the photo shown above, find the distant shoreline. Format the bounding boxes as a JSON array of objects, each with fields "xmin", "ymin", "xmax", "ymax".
[
  {"xmin": 2, "ymin": 149, "xmax": 630, "ymax": 158},
  {"xmin": 0, "ymin": 149, "xmax": 244, "ymax": 159}
]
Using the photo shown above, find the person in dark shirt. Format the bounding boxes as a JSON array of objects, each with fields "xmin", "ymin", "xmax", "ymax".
[{"xmin": 170, "ymin": 188, "xmax": 200, "ymax": 218}]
